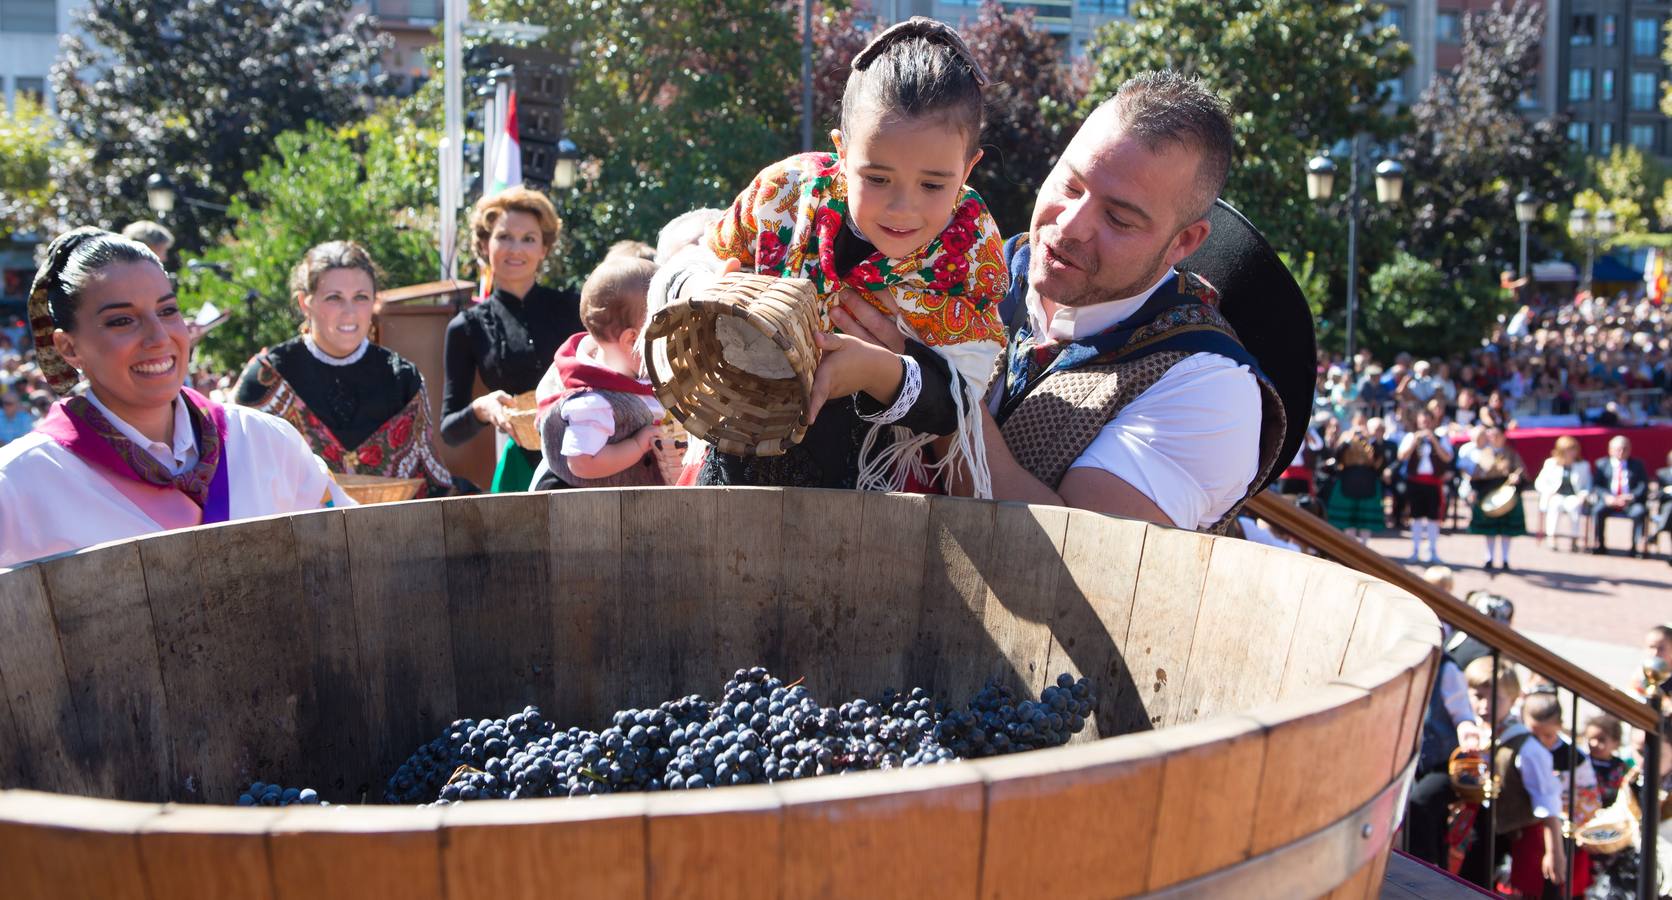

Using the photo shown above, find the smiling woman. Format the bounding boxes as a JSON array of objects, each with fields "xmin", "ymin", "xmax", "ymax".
[
  {"xmin": 232, "ymin": 241, "xmax": 451, "ymax": 496},
  {"xmin": 0, "ymin": 228, "xmax": 352, "ymax": 569}
]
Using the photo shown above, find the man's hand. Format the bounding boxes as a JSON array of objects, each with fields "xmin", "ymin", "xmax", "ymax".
[{"xmin": 805, "ymin": 330, "xmax": 902, "ymax": 425}]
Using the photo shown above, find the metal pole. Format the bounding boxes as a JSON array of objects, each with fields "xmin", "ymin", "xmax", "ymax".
[
  {"xmin": 1518, "ymin": 221, "xmax": 1530, "ymax": 283},
  {"xmin": 1484, "ymin": 648, "xmax": 1499, "ymax": 890},
  {"xmin": 1641, "ymin": 689, "xmax": 1661, "ymax": 900},
  {"xmin": 1344, "ymin": 134, "xmax": 1362, "ymax": 368},
  {"xmin": 1564, "ymin": 689, "xmax": 1576, "ymax": 895},
  {"xmin": 801, "ymin": 0, "xmax": 814, "ymax": 152},
  {"xmin": 441, "ymin": 0, "xmax": 464, "ymax": 280},
  {"xmin": 1582, "ymin": 235, "xmax": 1596, "ymax": 297}
]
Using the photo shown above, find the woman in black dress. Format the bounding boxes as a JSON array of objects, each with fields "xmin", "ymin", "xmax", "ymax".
[
  {"xmin": 440, "ymin": 187, "xmax": 583, "ymax": 492},
  {"xmin": 235, "ymin": 241, "xmax": 451, "ymax": 496}
]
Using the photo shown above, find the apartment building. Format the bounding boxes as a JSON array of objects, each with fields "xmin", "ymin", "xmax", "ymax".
[
  {"xmin": 0, "ymin": 0, "xmax": 85, "ymax": 111},
  {"xmin": 870, "ymin": 0, "xmax": 1133, "ymax": 57},
  {"xmin": 1555, "ymin": 0, "xmax": 1672, "ymax": 158}
]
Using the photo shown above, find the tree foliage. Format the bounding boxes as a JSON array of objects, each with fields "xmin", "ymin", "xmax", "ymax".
[
  {"xmin": 955, "ymin": 1, "xmax": 1085, "ymax": 235},
  {"xmin": 0, "ymin": 96, "xmax": 64, "ymax": 237},
  {"xmin": 1398, "ymin": 1, "xmax": 1576, "ymax": 285},
  {"xmin": 48, "ymin": 0, "xmax": 388, "ymax": 251},
  {"xmin": 182, "ymin": 114, "xmax": 441, "ymax": 370},
  {"xmin": 1082, "ymin": 0, "xmax": 1409, "ymax": 264},
  {"xmin": 475, "ymin": 0, "xmax": 804, "ymax": 290},
  {"xmin": 1364, "ymin": 251, "xmax": 1500, "ymax": 359}
]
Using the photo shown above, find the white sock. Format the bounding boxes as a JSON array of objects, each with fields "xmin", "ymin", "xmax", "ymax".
[
  {"xmin": 1485, "ymin": 539, "xmax": 1497, "ymax": 564},
  {"xmin": 1426, "ymin": 520, "xmax": 1440, "ymax": 555},
  {"xmin": 1498, "ymin": 535, "xmax": 1511, "ymax": 564}
]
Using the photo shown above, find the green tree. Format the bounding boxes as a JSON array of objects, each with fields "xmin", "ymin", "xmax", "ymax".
[
  {"xmin": 954, "ymin": 1, "xmax": 1086, "ymax": 235},
  {"xmin": 476, "ymin": 0, "xmax": 804, "ymax": 290},
  {"xmin": 1363, "ymin": 251, "xmax": 1500, "ymax": 359},
  {"xmin": 1573, "ymin": 146, "xmax": 1665, "ymax": 239},
  {"xmin": 48, "ymin": 0, "xmax": 388, "ymax": 251},
  {"xmin": 182, "ymin": 114, "xmax": 441, "ymax": 370},
  {"xmin": 1081, "ymin": 0, "xmax": 1409, "ymax": 265},
  {"xmin": 0, "ymin": 96, "xmax": 62, "ymax": 237},
  {"xmin": 1395, "ymin": 1, "xmax": 1573, "ymax": 339}
]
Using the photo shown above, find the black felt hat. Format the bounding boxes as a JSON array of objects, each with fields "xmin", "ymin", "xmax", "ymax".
[{"xmin": 1181, "ymin": 199, "xmax": 1317, "ymax": 489}]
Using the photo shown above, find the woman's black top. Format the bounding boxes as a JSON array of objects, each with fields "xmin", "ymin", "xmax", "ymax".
[
  {"xmin": 235, "ymin": 337, "xmax": 422, "ymax": 450},
  {"xmin": 697, "ymin": 221, "xmax": 960, "ymax": 489},
  {"xmin": 439, "ymin": 284, "xmax": 582, "ymax": 446}
]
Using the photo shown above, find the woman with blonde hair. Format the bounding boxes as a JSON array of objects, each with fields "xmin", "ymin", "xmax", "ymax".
[
  {"xmin": 234, "ymin": 241, "xmax": 451, "ymax": 496},
  {"xmin": 440, "ymin": 187, "xmax": 583, "ymax": 491},
  {"xmin": 1532, "ymin": 434, "xmax": 1592, "ymax": 551}
]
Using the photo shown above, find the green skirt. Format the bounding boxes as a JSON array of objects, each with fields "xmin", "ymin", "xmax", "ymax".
[
  {"xmin": 1326, "ymin": 487, "xmax": 1384, "ymax": 531},
  {"xmin": 491, "ymin": 441, "xmax": 538, "ymax": 493},
  {"xmin": 1468, "ymin": 495, "xmax": 1527, "ymax": 536}
]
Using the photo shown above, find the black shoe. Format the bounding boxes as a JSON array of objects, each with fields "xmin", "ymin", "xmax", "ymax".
[
  {"xmin": 1590, "ymin": 546, "xmax": 1608, "ymax": 555},
  {"xmin": 1499, "ymin": 562, "xmax": 1512, "ymax": 574}
]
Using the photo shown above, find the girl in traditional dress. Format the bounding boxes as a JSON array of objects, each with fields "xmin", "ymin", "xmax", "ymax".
[
  {"xmin": 1324, "ymin": 421, "xmax": 1387, "ymax": 542},
  {"xmin": 234, "ymin": 241, "xmax": 451, "ymax": 496},
  {"xmin": 0, "ymin": 228, "xmax": 349, "ymax": 568},
  {"xmin": 673, "ymin": 17, "xmax": 1008, "ymax": 494},
  {"xmin": 440, "ymin": 188, "xmax": 583, "ymax": 492},
  {"xmin": 1464, "ymin": 425, "xmax": 1527, "ymax": 572}
]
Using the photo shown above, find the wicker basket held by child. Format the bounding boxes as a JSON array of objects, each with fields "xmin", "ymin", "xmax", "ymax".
[{"xmin": 645, "ymin": 273, "xmax": 822, "ymax": 457}]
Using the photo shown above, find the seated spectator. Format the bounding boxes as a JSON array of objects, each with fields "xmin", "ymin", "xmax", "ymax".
[
  {"xmin": 1479, "ymin": 388, "xmax": 1514, "ymax": 430},
  {"xmin": 0, "ymin": 390, "xmax": 35, "ymax": 446},
  {"xmin": 1533, "ymin": 435, "xmax": 1593, "ymax": 551},
  {"xmin": 1591, "ymin": 435, "xmax": 1650, "ymax": 557},
  {"xmin": 1651, "ymin": 450, "xmax": 1672, "ymax": 557}
]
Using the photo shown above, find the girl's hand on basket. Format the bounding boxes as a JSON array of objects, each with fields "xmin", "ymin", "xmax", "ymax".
[
  {"xmin": 472, "ymin": 391, "xmax": 516, "ymax": 433},
  {"xmin": 806, "ymin": 330, "xmax": 903, "ymax": 426},
  {"xmin": 829, "ymin": 287, "xmax": 906, "ymax": 354}
]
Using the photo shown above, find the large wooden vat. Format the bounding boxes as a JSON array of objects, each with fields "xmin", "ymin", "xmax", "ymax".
[{"xmin": 0, "ymin": 488, "xmax": 1437, "ymax": 899}]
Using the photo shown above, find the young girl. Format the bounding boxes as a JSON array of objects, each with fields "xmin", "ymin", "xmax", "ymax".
[{"xmin": 664, "ymin": 17, "xmax": 1008, "ymax": 495}]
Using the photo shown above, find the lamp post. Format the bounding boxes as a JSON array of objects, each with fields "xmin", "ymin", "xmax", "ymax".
[
  {"xmin": 1568, "ymin": 206, "xmax": 1617, "ymax": 296},
  {"xmin": 1306, "ymin": 138, "xmax": 1405, "ymax": 372},
  {"xmin": 1515, "ymin": 189, "xmax": 1540, "ymax": 284},
  {"xmin": 145, "ymin": 173, "xmax": 177, "ymax": 217},
  {"xmin": 552, "ymin": 139, "xmax": 580, "ymax": 191}
]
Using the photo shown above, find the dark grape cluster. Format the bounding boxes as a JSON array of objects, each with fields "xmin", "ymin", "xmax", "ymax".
[
  {"xmin": 236, "ymin": 781, "xmax": 324, "ymax": 807},
  {"xmin": 240, "ymin": 668, "xmax": 1094, "ymax": 806}
]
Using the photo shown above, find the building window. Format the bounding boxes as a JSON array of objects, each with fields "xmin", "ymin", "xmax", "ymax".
[
  {"xmin": 1631, "ymin": 124, "xmax": 1657, "ymax": 150},
  {"xmin": 1436, "ymin": 11, "xmax": 1461, "ymax": 43},
  {"xmin": 13, "ymin": 77, "xmax": 45, "ymax": 107},
  {"xmin": 1632, "ymin": 71, "xmax": 1659, "ymax": 110},
  {"xmin": 1081, "ymin": 0, "xmax": 1129, "ymax": 13},
  {"xmin": 1605, "ymin": 15, "xmax": 1619, "ymax": 47},
  {"xmin": 1572, "ymin": 14, "xmax": 1596, "ymax": 46},
  {"xmin": 1603, "ymin": 69, "xmax": 1616, "ymax": 102},
  {"xmin": 1633, "ymin": 17, "xmax": 1660, "ymax": 57},
  {"xmin": 0, "ymin": 0, "xmax": 56, "ymax": 33},
  {"xmin": 1381, "ymin": 77, "xmax": 1406, "ymax": 103},
  {"xmin": 1568, "ymin": 122, "xmax": 1592, "ymax": 148},
  {"xmin": 1570, "ymin": 68, "xmax": 1594, "ymax": 102},
  {"xmin": 1379, "ymin": 6, "xmax": 1404, "ymax": 31},
  {"xmin": 1601, "ymin": 123, "xmax": 1614, "ymax": 153}
]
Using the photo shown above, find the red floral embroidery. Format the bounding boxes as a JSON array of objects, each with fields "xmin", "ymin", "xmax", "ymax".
[
  {"xmin": 757, "ymin": 229, "xmax": 789, "ymax": 273},
  {"xmin": 356, "ymin": 443, "xmax": 384, "ymax": 468},
  {"xmin": 929, "ymin": 255, "xmax": 970, "ymax": 291},
  {"xmin": 388, "ymin": 414, "xmax": 413, "ymax": 448},
  {"xmin": 847, "ymin": 260, "xmax": 885, "ymax": 288},
  {"xmin": 319, "ymin": 442, "xmax": 343, "ymax": 464}
]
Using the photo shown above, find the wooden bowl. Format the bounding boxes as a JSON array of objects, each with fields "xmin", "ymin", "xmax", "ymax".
[
  {"xmin": 645, "ymin": 273, "xmax": 821, "ymax": 457},
  {"xmin": 0, "ymin": 489, "xmax": 1437, "ymax": 899},
  {"xmin": 334, "ymin": 473, "xmax": 425, "ymax": 505}
]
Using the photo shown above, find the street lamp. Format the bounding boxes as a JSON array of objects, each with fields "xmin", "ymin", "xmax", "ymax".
[
  {"xmin": 1515, "ymin": 189, "xmax": 1540, "ymax": 285},
  {"xmin": 552, "ymin": 138, "xmax": 580, "ymax": 191},
  {"xmin": 145, "ymin": 173, "xmax": 177, "ymax": 216},
  {"xmin": 1306, "ymin": 139, "xmax": 1406, "ymax": 371}
]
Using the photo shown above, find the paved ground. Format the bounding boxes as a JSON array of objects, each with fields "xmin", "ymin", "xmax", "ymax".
[{"xmin": 1355, "ymin": 499, "xmax": 1667, "ymax": 692}]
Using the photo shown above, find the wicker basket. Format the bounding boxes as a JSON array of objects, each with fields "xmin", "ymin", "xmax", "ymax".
[
  {"xmin": 505, "ymin": 390, "xmax": 542, "ymax": 451},
  {"xmin": 645, "ymin": 273, "xmax": 821, "ymax": 457},
  {"xmin": 335, "ymin": 473, "xmax": 425, "ymax": 505}
]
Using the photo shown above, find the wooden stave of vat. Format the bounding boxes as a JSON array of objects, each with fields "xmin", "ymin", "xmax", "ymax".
[{"xmin": 0, "ymin": 488, "xmax": 1437, "ymax": 899}]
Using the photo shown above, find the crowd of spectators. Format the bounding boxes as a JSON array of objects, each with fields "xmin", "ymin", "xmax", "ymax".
[{"xmin": 1287, "ymin": 287, "xmax": 1672, "ymax": 567}]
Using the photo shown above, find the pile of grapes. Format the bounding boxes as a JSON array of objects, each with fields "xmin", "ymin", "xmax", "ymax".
[{"xmin": 244, "ymin": 668, "xmax": 1095, "ymax": 807}]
